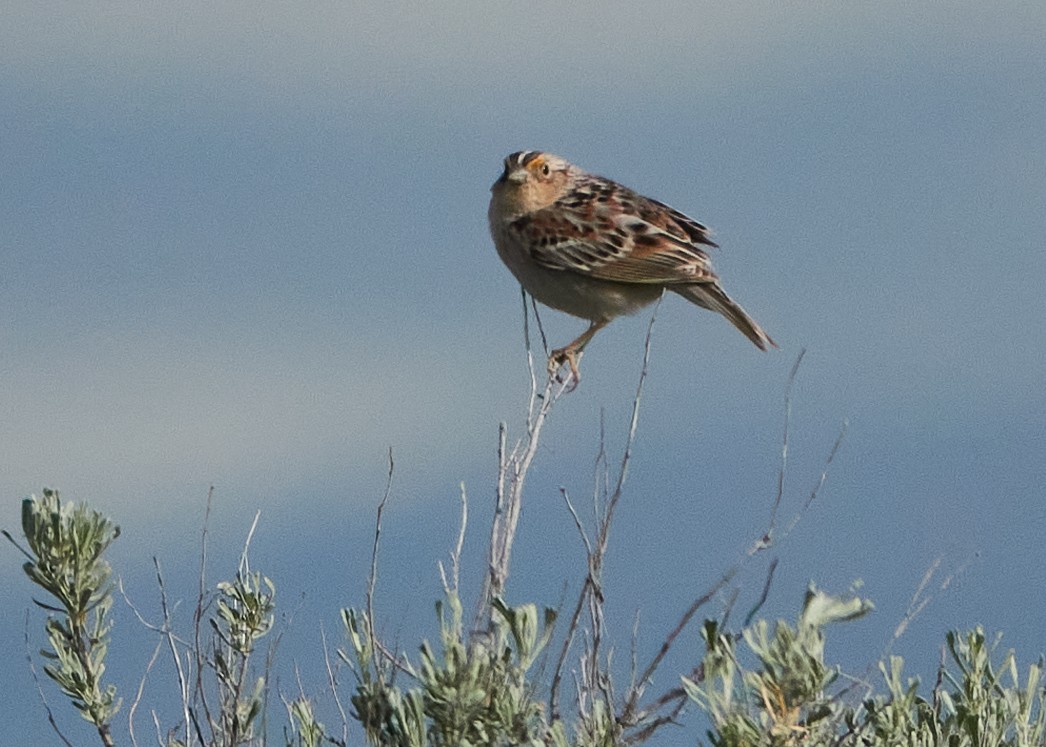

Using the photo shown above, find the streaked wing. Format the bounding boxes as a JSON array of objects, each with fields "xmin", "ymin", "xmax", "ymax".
[{"xmin": 507, "ymin": 178, "xmax": 720, "ymax": 285}]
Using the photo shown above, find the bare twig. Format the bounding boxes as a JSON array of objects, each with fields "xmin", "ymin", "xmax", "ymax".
[
  {"xmin": 591, "ymin": 303, "xmax": 659, "ymax": 710},
  {"xmin": 351, "ymin": 456, "xmax": 416, "ymax": 679},
  {"xmin": 719, "ymin": 587, "xmax": 742, "ymax": 631},
  {"xmin": 551, "ymin": 298, "xmax": 660, "ymax": 718},
  {"xmin": 561, "ymin": 488, "xmax": 594, "ymax": 560},
  {"xmin": 321, "ymin": 622, "xmax": 350, "ymax": 744},
  {"xmin": 118, "ymin": 567, "xmax": 191, "ymax": 747},
  {"xmin": 623, "ymin": 565, "xmax": 739, "ymax": 724},
  {"xmin": 550, "ymin": 487, "xmax": 592, "ymax": 719},
  {"xmin": 483, "ymin": 292, "xmax": 573, "ymax": 612},
  {"xmin": 452, "ymin": 484, "xmax": 468, "ymax": 590},
  {"xmin": 777, "ymin": 419, "xmax": 849, "ymax": 543},
  {"xmin": 119, "ymin": 576, "xmax": 182, "ymax": 642},
  {"xmin": 628, "ymin": 657, "xmax": 709, "ymax": 741},
  {"xmin": 260, "ymin": 595, "xmax": 293, "ymax": 744},
  {"xmin": 623, "ymin": 687, "xmax": 691, "ymax": 745},
  {"xmin": 486, "ymin": 374, "xmax": 569, "ymax": 604},
  {"xmin": 629, "ymin": 609, "xmax": 641, "ymax": 689},
  {"xmin": 751, "ymin": 352, "xmax": 848, "ymax": 557},
  {"xmin": 524, "ymin": 291, "xmax": 543, "ymax": 428},
  {"xmin": 804, "ymin": 422, "xmax": 849, "ymax": 513},
  {"xmin": 154, "ymin": 552, "xmax": 194, "ymax": 744},
  {"xmin": 592, "ymin": 408, "xmax": 610, "ymax": 516},
  {"xmin": 767, "ymin": 349, "xmax": 806, "ymax": 542},
  {"xmin": 529, "ymin": 290, "xmax": 551, "ymax": 362},
  {"xmin": 367, "ymin": 447, "xmax": 395, "ymax": 667},
  {"xmin": 439, "ymin": 483, "xmax": 469, "ymax": 594},
  {"xmin": 192, "ymin": 487, "xmax": 216, "ymax": 742},
  {"xmin": 743, "ymin": 558, "xmax": 780, "ymax": 628},
  {"xmin": 886, "ymin": 553, "xmax": 974, "ymax": 654},
  {"xmin": 835, "ymin": 553, "xmax": 974, "ymax": 711},
  {"xmin": 238, "ymin": 509, "xmax": 263, "ymax": 575},
  {"xmin": 128, "ymin": 638, "xmax": 164, "ymax": 747},
  {"xmin": 550, "ymin": 566, "xmax": 586, "ymax": 718},
  {"xmin": 596, "ymin": 295, "xmax": 658, "ymax": 552},
  {"xmin": 893, "ymin": 557, "xmax": 941, "ymax": 643}
]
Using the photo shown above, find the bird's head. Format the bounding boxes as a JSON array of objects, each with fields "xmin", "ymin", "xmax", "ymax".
[{"xmin": 490, "ymin": 150, "xmax": 575, "ymax": 216}]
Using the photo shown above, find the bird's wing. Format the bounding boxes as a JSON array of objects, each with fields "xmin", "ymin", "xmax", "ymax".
[{"xmin": 508, "ymin": 184, "xmax": 720, "ymax": 285}]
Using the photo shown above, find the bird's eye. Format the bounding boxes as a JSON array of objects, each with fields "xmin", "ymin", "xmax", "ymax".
[{"xmin": 541, "ymin": 163, "xmax": 550, "ymax": 176}]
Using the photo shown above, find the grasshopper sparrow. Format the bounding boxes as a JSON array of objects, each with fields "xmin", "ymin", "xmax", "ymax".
[{"xmin": 488, "ymin": 150, "xmax": 775, "ymax": 381}]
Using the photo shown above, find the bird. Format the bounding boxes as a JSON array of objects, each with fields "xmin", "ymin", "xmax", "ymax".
[{"xmin": 488, "ymin": 150, "xmax": 775, "ymax": 382}]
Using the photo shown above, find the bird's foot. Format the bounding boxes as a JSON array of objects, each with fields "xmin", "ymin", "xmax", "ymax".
[{"xmin": 548, "ymin": 347, "xmax": 582, "ymax": 391}]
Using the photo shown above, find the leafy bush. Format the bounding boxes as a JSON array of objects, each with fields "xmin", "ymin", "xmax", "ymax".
[{"xmin": 9, "ymin": 489, "xmax": 1046, "ymax": 746}]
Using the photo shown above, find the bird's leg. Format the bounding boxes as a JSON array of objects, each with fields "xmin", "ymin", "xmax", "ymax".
[{"xmin": 548, "ymin": 319, "xmax": 609, "ymax": 385}]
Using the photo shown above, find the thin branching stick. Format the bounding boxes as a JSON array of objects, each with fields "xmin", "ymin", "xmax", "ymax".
[
  {"xmin": 237, "ymin": 509, "xmax": 262, "ymax": 575},
  {"xmin": 778, "ymin": 420, "xmax": 848, "ymax": 543},
  {"xmin": 597, "ymin": 296, "xmax": 658, "ymax": 547},
  {"xmin": 118, "ymin": 561, "xmax": 193, "ymax": 747},
  {"xmin": 525, "ymin": 291, "xmax": 545, "ymax": 431},
  {"xmin": 439, "ymin": 483, "xmax": 469, "ymax": 595},
  {"xmin": 482, "ymin": 292, "xmax": 571, "ymax": 612},
  {"xmin": 360, "ymin": 451, "xmax": 413, "ymax": 676},
  {"xmin": 487, "ymin": 374, "xmax": 569, "ymax": 602},
  {"xmin": 155, "ymin": 559, "xmax": 193, "ymax": 741},
  {"xmin": 622, "ymin": 565, "xmax": 740, "ymax": 726},
  {"xmin": 550, "ymin": 298, "xmax": 660, "ymax": 719},
  {"xmin": 367, "ymin": 448, "xmax": 394, "ymax": 664},
  {"xmin": 551, "ymin": 487, "xmax": 593, "ymax": 720},
  {"xmin": 192, "ymin": 487, "xmax": 216, "ymax": 743},
  {"xmin": 766, "ymin": 348, "xmax": 807, "ymax": 539},
  {"xmin": 743, "ymin": 557, "xmax": 780, "ymax": 628},
  {"xmin": 452, "ymin": 484, "xmax": 468, "ymax": 591},
  {"xmin": 320, "ymin": 622, "xmax": 350, "ymax": 744},
  {"xmin": 127, "ymin": 637, "xmax": 164, "ymax": 747}
]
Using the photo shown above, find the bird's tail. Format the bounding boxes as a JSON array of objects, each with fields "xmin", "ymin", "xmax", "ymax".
[{"xmin": 673, "ymin": 282, "xmax": 776, "ymax": 351}]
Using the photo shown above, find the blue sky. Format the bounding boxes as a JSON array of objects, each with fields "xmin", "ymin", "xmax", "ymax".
[{"xmin": 2, "ymin": 2, "xmax": 1045, "ymax": 744}]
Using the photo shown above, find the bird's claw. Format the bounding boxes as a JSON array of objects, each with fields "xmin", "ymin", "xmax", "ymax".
[{"xmin": 548, "ymin": 347, "xmax": 582, "ymax": 391}]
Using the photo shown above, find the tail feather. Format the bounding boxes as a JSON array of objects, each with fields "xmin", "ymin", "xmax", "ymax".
[{"xmin": 673, "ymin": 283, "xmax": 776, "ymax": 351}]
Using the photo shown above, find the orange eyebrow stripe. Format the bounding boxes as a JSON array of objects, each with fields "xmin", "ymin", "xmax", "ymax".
[{"xmin": 523, "ymin": 153, "xmax": 546, "ymax": 170}]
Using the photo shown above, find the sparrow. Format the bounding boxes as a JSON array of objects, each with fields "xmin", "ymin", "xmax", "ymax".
[{"xmin": 488, "ymin": 150, "xmax": 774, "ymax": 381}]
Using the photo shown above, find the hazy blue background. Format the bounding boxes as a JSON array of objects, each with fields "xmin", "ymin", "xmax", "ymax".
[{"xmin": 2, "ymin": 2, "xmax": 1044, "ymax": 744}]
